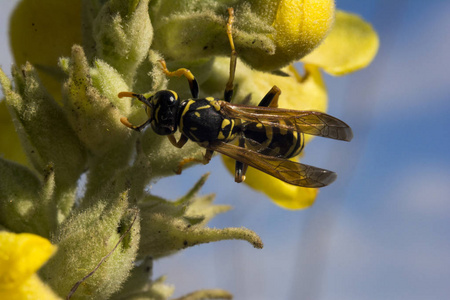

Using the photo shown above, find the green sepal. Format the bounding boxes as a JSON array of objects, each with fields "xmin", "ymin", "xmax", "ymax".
[
  {"xmin": 131, "ymin": 50, "xmax": 169, "ymax": 95},
  {"xmin": 63, "ymin": 45, "xmax": 132, "ymax": 154},
  {"xmin": 138, "ymin": 174, "xmax": 263, "ymax": 259},
  {"xmin": 40, "ymin": 192, "xmax": 140, "ymax": 299},
  {"xmin": 0, "ymin": 64, "xmax": 87, "ymax": 217},
  {"xmin": 61, "ymin": 45, "xmax": 139, "ymax": 202},
  {"xmin": 90, "ymin": 59, "xmax": 133, "ymax": 115},
  {"xmin": 90, "ymin": 0, "xmax": 152, "ymax": 85}
]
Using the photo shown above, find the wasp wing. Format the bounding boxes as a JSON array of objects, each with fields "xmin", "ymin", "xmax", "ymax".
[
  {"xmin": 208, "ymin": 141, "xmax": 337, "ymax": 188},
  {"xmin": 221, "ymin": 103, "xmax": 353, "ymax": 141}
]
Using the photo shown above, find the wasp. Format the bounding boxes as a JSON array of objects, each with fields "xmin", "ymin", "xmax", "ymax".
[{"xmin": 119, "ymin": 8, "xmax": 353, "ymax": 188}]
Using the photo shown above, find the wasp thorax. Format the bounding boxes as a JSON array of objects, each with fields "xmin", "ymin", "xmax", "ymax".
[{"xmin": 150, "ymin": 90, "xmax": 180, "ymax": 135}]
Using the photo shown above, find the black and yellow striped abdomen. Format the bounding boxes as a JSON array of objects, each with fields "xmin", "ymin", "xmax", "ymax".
[
  {"xmin": 242, "ymin": 120, "xmax": 304, "ymax": 158},
  {"xmin": 178, "ymin": 98, "xmax": 237, "ymax": 143}
]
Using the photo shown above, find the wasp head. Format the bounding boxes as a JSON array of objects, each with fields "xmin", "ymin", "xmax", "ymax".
[{"xmin": 148, "ymin": 90, "xmax": 180, "ymax": 135}]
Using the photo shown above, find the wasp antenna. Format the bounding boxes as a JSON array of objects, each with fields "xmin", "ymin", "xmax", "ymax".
[
  {"xmin": 118, "ymin": 92, "xmax": 134, "ymax": 98},
  {"xmin": 118, "ymin": 91, "xmax": 153, "ymax": 108}
]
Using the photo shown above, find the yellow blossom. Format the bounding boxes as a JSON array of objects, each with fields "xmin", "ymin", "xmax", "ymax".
[
  {"xmin": 245, "ymin": 0, "xmax": 335, "ymax": 70},
  {"xmin": 0, "ymin": 232, "xmax": 60, "ymax": 300}
]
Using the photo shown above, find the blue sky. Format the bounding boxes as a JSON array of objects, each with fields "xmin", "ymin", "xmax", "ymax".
[{"xmin": 1, "ymin": 1, "xmax": 449, "ymax": 299}]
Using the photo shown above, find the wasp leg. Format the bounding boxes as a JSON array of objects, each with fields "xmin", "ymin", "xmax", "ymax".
[
  {"xmin": 168, "ymin": 134, "xmax": 189, "ymax": 148},
  {"xmin": 224, "ymin": 7, "xmax": 237, "ymax": 103},
  {"xmin": 234, "ymin": 85, "xmax": 281, "ymax": 180},
  {"xmin": 258, "ymin": 85, "xmax": 281, "ymax": 108},
  {"xmin": 234, "ymin": 136, "xmax": 249, "ymax": 183},
  {"xmin": 118, "ymin": 92, "xmax": 153, "ymax": 131},
  {"xmin": 168, "ymin": 134, "xmax": 213, "ymax": 174},
  {"xmin": 159, "ymin": 60, "xmax": 199, "ymax": 98},
  {"xmin": 174, "ymin": 149, "xmax": 214, "ymax": 175}
]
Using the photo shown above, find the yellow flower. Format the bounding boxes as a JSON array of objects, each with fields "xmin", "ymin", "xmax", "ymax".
[
  {"xmin": 245, "ymin": 0, "xmax": 335, "ymax": 70},
  {"xmin": 0, "ymin": 232, "xmax": 60, "ymax": 300},
  {"xmin": 9, "ymin": 0, "xmax": 82, "ymax": 100},
  {"xmin": 222, "ymin": 10, "xmax": 379, "ymax": 210}
]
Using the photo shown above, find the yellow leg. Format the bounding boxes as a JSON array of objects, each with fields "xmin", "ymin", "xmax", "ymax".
[
  {"xmin": 258, "ymin": 85, "xmax": 282, "ymax": 108},
  {"xmin": 159, "ymin": 60, "xmax": 199, "ymax": 98},
  {"xmin": 175, "ymin": 149, "xmax": 213, "ymax": 175},
  {"xmin": 224, "ymin": 7, "xmax": 237, "ymax": 102}
]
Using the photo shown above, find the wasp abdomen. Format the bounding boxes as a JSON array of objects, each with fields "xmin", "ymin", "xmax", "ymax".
[
  {"xmin": 179, "ymin": 98, "xmax": 236, "ymax": 143},
  {"xmin": 243, "ymin": 120, "xmax": 304, "ymax": 158}
]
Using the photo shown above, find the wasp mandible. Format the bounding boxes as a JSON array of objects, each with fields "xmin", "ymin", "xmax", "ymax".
[{"xmin": 119, "ymin": 8, "xmax": 353, "ymax": 188}]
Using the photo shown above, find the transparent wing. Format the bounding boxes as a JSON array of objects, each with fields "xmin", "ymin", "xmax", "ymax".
[
  {"xmin": 208, "ymin": 141, "xmax": 337, "ymax": 188},
  {"xmin": 221, "ymin": 102, "xmax": 353, "ymax": 141}
]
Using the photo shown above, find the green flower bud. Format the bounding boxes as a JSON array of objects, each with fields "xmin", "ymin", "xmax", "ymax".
[
  {"xmin": 62, "ymin": 46, "xmax": 131, "ymax": 155},
  {"xmin": 40, "ymin": 192, "xmax": 140, "ymax": 299},
  {"xmin": 91, "ymin": 0, "xmax": 153, "ymax": 85},
  {"xmin": 0, "ymin": 64, "xmax": 87, "ymax": 217}
]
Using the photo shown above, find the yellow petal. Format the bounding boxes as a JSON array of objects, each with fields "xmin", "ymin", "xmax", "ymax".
[
  {"xmin": 0, "ymin": 232, "xmax": 56, "ymax": 289},
  {"xmin": 222, "ymin": 156, "xmax": 318, "ymax": 210},
  {"xmin": 9, "ymin": 0, "xmax": 82, "ymax": 99},
  {"xmin": 0, "ymin": 274, "xmax": 61, "ymax": 300},
  {"xmin": 302, "ymin": 10, "xmax": 379, "ymax": 75}
]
